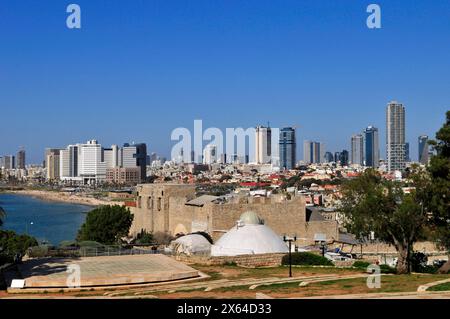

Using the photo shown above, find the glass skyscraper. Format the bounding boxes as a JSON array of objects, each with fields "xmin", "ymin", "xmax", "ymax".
[
  {"xmin": 418, "ymin": 135, "xmax": 429, "ymax": 164},
  {"xmin": 364, "ymin": 126, "xmax": 379, "ymax": 168},
  {"xmin": 279, "ymin": 127, "xmax": 296, "ymax": 170}
]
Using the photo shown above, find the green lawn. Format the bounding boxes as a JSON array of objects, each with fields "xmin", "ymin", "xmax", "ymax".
[{"xmin": 428, "ymin": 282, "xmax": 450, "ymax": 291}]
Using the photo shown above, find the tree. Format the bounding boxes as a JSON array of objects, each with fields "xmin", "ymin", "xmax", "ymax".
[
  {"xmin": 0, "ymin": 230, "xmax": 38, "ymax": 264},
  {"xmin": 77, "ymin": 205, "xmax": 134, "ymax": 245},
  {"xmin": 428, "ymin": 110, "xmax": 450, "ymax": 273},
  {"xmin": 339, "ymin": 169, "xmax": 428, "ymax": 274},
  {"xmin": 0, "ymin": 206, "xmax": 5, "ymax": 227}
]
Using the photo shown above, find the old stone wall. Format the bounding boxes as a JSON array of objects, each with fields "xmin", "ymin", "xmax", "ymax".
[{"xmin": 174, "ymin": 253, "xmax": 286, "ymax": 268}]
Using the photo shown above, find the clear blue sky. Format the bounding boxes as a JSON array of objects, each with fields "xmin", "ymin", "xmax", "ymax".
[{"xmin": 0, "ymin": 0, "xmax": 449, "ymax": 163}]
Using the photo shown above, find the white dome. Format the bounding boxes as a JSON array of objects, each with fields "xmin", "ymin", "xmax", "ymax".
[
  {"xmin": 170, "ymin": 234, "xmax": 211, "ymax": 255},
  {"xmin": 211, "ymin": 221, "xmax": 288, "ymax": 256}
]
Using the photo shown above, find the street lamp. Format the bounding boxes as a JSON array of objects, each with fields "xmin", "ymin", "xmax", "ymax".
[
  {"xmin": 283, "ymin": 234, "xmax": 297, "ymax": 278},
  {"xmin": 25, "ymin": 221, "xmax": 33, "ymax": 235}
]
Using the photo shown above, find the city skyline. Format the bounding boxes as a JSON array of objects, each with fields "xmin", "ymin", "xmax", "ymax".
[{"xmin": 0, "ymin": 1, "xmax": 449, "ymax": 163}]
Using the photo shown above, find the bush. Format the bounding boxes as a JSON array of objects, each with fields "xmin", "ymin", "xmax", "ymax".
[
  {"xmin": 353, "ymin": 261, "xmax": 371, "ymax": 268},
  {"xmin": 380, "ymin": 264, "xmax": 397, "ymax": 274},
  {"xmin": 27, "ymin": 245, "xmax": 49, "ymax": 258},
  {"xmin": 133, "ymin": 230, "xmax": 154, "ymax": 245},
  {"xmin": 282, "ymin": 252, "xmax": 334, "ymax": 266},
  {"xmin": 153, "ymin": 231, "xmax": 174, "ymax": 245}
]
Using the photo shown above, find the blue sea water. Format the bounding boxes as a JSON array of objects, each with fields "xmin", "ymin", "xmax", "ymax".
[{"xmin": 0, "ymin": 193, "xmax": 92, "ymax": 245}]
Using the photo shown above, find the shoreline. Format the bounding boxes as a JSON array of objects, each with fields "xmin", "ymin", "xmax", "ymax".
[{"xmin": 3, "ymin": 190, "xmax": 118, "ymax": 207}]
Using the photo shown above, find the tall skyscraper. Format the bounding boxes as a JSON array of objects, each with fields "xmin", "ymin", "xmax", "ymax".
[
  {"xmin": 303, "ymin": 140, "xmax": 324, "ymax": 164},
  {"xmin": 386, "ymin": 101, "xmax": 406, "ymax": 172},
  {"xmin": 16, "ymin": 149, "xmax": 25, "ymax": 169},
  {"xmin": 121, "ymin": 143, "xmax": 147, "ymax": 181},
  {"xmin": 60, "ymin": 145, "xmax": 80, "ymax": 180},
  {"xmin": 255, "ymin": 126, "xmax": 272, "ymax": 164},
  {"xmin": 0, "ymin": 155, "xmax": 15, "ymax": 169},
  {"xmin": 340, "ymin": 150, "xmax": 349, "ymax": 166},
  {"xmin": 279, "ymin": 127, "xmax": 296, "ymax": 170},
  {"xmin": 351, "ymin": 134, "xmax": 364, "ymax": 166},
  {"xmin": 418, "ymin": 135, "xmax": 429, "ymax": 164},
  {"xmin": 324, "ymin": 152, "xmax": 334, "ymax": 163},
  {"xmin": 364, "ymin": 126, "xmax": 379, "ymax": 168}
]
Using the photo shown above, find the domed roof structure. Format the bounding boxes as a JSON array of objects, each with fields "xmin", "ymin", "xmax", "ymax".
[
  {"xmin": 239, "ymin": 211, "xmax": 264, "ymax": 225},
  {"xmin": 211, "ymin": 212, "xmax": 288, "ymax": 256}
]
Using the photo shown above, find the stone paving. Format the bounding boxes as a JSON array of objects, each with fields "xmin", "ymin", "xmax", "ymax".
[{"xmin": 16, "ymin": 254, "xmax": 199, "ymax": 288}]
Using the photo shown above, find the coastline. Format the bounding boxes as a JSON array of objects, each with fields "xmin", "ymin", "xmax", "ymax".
[{"xmin": 4, "ymin": 190, "xmax": 118, "ymax": 207}]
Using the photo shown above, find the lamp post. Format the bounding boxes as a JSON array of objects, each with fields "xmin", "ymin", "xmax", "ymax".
[
  {"xmin": 283, "ymin": 235, "xmax": 297, "ymax": 278},
  {"xmin": 25, "ymin": 221, "xmax": 34, "ymax": 235}
]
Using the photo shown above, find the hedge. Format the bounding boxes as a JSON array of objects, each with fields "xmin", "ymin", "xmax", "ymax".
[{"xmin": 282, "ymin": 252, "xmax": 334, "ymax": 266}]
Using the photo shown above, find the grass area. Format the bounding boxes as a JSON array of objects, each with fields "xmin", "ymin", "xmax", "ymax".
[
  {"xmin": 191, "ymin": 264, "xmax": 362, "ymax": 281},
  {"xmin": 428, "ymin": 282, "xmax": 450, "ymax": 291}
]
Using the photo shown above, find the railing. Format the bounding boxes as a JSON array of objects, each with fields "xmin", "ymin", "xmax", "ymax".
[{"xmin": 27, "ymin": 245, "xmax": 168, "ymax": 258}]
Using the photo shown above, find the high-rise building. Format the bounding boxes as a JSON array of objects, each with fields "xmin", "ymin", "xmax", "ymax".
[
  {"xmin": 418, "ymin": 135, "xmax": 429, "ymax": 165},
  {"xmin": 255, "ymin": 126, "xmax": 272, "ymax": 164},
  {"xmin": 351, "ymin": 134, "xmax": 364, "ymax": 166},
  {"xmin": 364, "ymin": 126, "xmax": 379, "ymax": 168},
  {"xmin": 203, "ymin": 144, "xmax": 217, "ymax": 165},
  {"xmin": 303, "ymin": 140, "xmax": 324, "ymax": 164},
  {"xmin": 334, "ymin": 152, "xmax": 341, "ymax": 163},
  {"xmin": 340, "ymin": 150, "xmax": 349, "ymax": 166},
  {"xmin": 0, "ymin": 155, "xmax": 15, "ymax": 169},
  {"xmin": 324, "ymin": 152, "xmax": 334, "ymax": 163},
  {"xmin": 279, "ymin": 127, "xmax": 296, "ymax": 170},
  {"xmin": 46, "ymin": 149, "xmax": 61, "ymax": 180},
  {"xmin": 386, "ymin": 101, "xmax": 406, "ymax": 172},
  {"xmin": 78, "ymin": 140, "xmax": 106, "ymax": 184},
  {"xmin": 16, "ymin": 149, "xmax": 25, "ymax": 169},
  {"xmin": 405, "ymin": 142, "xmax": 410, "ymax": 162}
]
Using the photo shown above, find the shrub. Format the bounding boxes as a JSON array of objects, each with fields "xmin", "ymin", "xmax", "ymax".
[
  {"xmin": 282, "ymin": 252, "xmax": 334, "ymax": 266},
  {"xmin": 353, "ymin": 261, "xmax": 371, "ymax": 268},
  {"xmin": 380, "ymin": 264, "xmax": 397, "ymax": 274}
]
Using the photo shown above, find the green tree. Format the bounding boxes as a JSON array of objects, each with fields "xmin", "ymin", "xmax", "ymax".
[
  {"xmin": 428, "ymin": 110, "xmax": 450, "ymax": 272},
  {"xmin": 77, "ymin": 205, "xmax": 134, "ymax": 245},
  {"xmin": 0, "ymin": 206, "xmax": 6, "ymax": 227},
  {"xmin": 339, "ymin": 169, "xmax": 428, "ymax": 274},
  {"xmin": 0, "ymin": 230, "xmax": 38, "ymax": 264}
]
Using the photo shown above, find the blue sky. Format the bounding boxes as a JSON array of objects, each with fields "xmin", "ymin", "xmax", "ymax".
[{"xmin": 0, "ymin": 0, "xmax": 449, "ymax": 163}]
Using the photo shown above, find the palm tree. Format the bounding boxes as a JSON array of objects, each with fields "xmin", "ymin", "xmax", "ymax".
[{"xmin": 0, "ymin": 206, "xmax": 6, "ymax": 227}]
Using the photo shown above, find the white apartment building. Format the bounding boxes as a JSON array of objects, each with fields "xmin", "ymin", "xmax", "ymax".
[
  {"xmin": 78, "ymin": 140, "xmax": 106, "ymax": 184},
  {"xmin": 255, "ymin": 126, "xmax": 272, "ymax": 164}
]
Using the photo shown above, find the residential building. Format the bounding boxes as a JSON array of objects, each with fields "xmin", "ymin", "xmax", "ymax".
[
  {"xmin": 255, "ymin": 125, "xmax": 272, "ymax": 164},
  {"xmin": 16, "ymin": 149, "xmax": 25, "ymax": 169},
  {"xmin": 303, "ymin": 140, "xmax": 324, "ymax": 164},
  {"xmin": 386, "ymin": 101, "xmax": 406, "ymax": 172},
  {"xmin": 351, "ymin": 134, "xmax": 364, "ymax": 166},
  {"xmin": 46, "ymin": 149, "xmax": 61, "ymax": 180}
]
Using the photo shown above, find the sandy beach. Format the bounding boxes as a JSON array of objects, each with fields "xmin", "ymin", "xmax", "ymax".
[{"xmin": 8, "ymin": 190, "xmax": 120, "ymax": 207}]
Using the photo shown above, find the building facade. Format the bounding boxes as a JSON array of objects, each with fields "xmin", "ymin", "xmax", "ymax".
[
  {"xmin": 386, "ymin": 101, "xmax": 406, "ymax": 172},
  {"xmin": 130, "ymin": 184, "xmax": 338, "ymax": 245},
  {"xmin": 418, "ymin": 135, "xmax": 429, "ymax": 165},
  {"xmin": 364, "ymin": 126, "xmax": 379, "ymax": 168},
  {"xmin": 303, "ymin": 140, "xmax": 324, "ymax": 164},
  {"xmin": 279, "ymin": 127, "xmax": 296, "ymax": 170},
  {"xmin": 351, "ymin": 134, "xmax": 364, "ymax": 166},
  {"xmin": 255, "ymin": 126, "xmax": 272, "ymax": 164}
]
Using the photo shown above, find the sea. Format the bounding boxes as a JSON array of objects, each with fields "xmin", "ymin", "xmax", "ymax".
[{"xmin": 0, "ymin": 193, "xmax": 92, "ymax": 246}]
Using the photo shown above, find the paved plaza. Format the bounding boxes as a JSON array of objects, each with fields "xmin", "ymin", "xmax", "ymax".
[{"xmin": 16, "ymin": 254, "xmax": 199, "ymax": 288}]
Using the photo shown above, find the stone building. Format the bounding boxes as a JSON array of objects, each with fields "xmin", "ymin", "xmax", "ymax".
[{"xmin": 129, "ymin": 183, "xmax": 339, "ymax": 245}]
